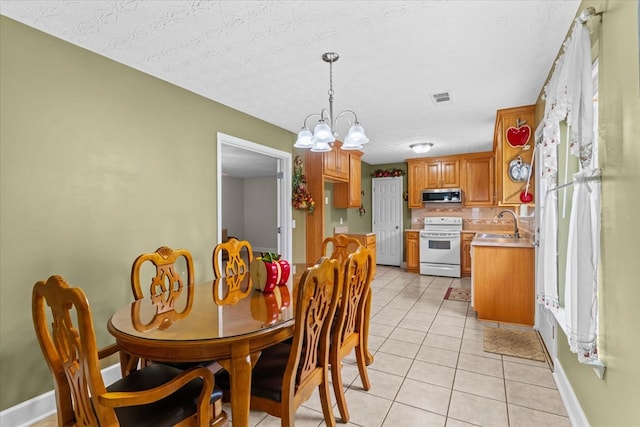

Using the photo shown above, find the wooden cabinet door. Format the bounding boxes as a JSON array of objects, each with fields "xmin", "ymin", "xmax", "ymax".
[
  {"xmin": 425, "ymin": 159, "xmax": 460, "ymax": 188},
  {"xmin": 463, "ymin": 156, "xmax": 494, "ymax": 206},
  {"xmin": 323, "ymin": 148, "xmax": 338, "ymax": 178},
  {"xmin": 440, "ymin": 160, "xmax": 460, "ymax": 188},
  {"xmin": 472, "ymin": 245, "xmax": 534, "ymax": 325},
  {"xmin": 322, "ymin": 142, "xmax": 349, "ymax": 181},
  {"xmin": 336, "ymin": 148, "xmax": 350, "ymax": 180},
  {"xmin": 406, "ymin": 231, "xmax": 420, "ymax": 273},
  {"xmin": 334, "ymin": 151, "xmax": 361, "ymax": 208},
  {"xmin": 407, "ymin": 160, "xmax": 425, "ymax": 208},
  {"xmin": 461, "ymin": 233, "xmax": 474, "ymax": 277},
  {"xmin": 348, "ymin": 152, "xmax": 362, "ymax": 206},
  {"xmin": 494, "ymin": 105, "xmax": 535, "ymax": 205},
  {"xmin": 424, "ymin": 161, "xmax": 441, "ymax": 189}
]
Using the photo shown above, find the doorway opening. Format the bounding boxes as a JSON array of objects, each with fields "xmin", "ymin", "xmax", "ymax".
[{"xmin": 217, "ymin": 133, "xmax": 292, "ymax": 263}]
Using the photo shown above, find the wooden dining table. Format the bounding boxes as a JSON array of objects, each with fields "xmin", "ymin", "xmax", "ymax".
[{"xmin": 107, "ymin": 268, "xmax": 299, "ymax": 427}]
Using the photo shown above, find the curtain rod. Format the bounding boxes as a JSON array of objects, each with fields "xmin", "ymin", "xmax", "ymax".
[{"xmin": 547, "ymin": 174, "xmax": 601, "ymax": 193}]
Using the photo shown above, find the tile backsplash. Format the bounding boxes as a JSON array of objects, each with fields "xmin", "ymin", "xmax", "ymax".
[{"xmin": 410, "ymin": 205, "xmax": 535, "ymax": 236}]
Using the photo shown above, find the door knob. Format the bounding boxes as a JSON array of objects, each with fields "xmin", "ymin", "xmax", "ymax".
[{"xmin": 395, "ymin": 226, "xmax": 399, "ymax": 229}]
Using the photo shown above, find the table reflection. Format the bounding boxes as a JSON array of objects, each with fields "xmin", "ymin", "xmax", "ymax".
[
  {"xmin": 250, "ymin": 284, "xmax": 291, "ymax": 326},
  {"xmin": 131, "ymin": 276, "xmax": 194, "ymax": 332},
  {"xmin": 212, "ymin": 272, "xmax": 252, "ymax": 305}
]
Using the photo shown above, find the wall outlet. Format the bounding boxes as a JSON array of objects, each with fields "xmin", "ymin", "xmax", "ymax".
[{"xmin": 292, "ymin": 219, "xmax": 296, "ymax": 229}]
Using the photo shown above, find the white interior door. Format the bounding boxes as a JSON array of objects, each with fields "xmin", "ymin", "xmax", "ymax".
[{"xmin": 372, "ymin": 177, "xmax": 403, "ymax": 266}]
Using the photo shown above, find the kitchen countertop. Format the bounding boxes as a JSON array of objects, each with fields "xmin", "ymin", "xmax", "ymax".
[{"xmin": 471, "ymin": 233, "xmax": 534, "ymax": 248}]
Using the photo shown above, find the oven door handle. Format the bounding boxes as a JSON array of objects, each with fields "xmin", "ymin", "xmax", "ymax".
[{"xmin": 421, "ymin": 232, "xmax": 460, "ymax": 239}]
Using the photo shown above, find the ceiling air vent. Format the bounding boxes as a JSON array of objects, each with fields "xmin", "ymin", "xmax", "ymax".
[{"xmin": 430, "ymin": 91, "xmax": 452, "ymax": 105}]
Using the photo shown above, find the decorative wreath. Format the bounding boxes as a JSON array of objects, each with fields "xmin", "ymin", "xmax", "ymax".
[
  {"xmin": 292, "ymin": 156, "xmax": 315, "ymax": 213},
  {"xmin": 371, "ymin": 168, "xmax": 405, "ymax": 178}
]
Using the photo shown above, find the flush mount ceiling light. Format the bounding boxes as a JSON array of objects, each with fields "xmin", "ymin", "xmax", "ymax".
[
  {"xmin": 410, "ymin": 142, "xmax": 434, "ymax": 154},
  {"xmin": 293, "ymin": 52, "xmax": 369, "ymax": 152}
]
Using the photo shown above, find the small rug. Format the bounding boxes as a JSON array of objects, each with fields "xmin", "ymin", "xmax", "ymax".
[
  {"xmin": 444, "ymin": 287, "xmax": 471, "ymax": 302},
  {"xmin": 483, "ymin": 327, "xmax": 546, "ymax": 362}
]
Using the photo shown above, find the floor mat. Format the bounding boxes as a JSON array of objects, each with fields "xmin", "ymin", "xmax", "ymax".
[
  {"xmin": 444, "ymin": 287, "xmax": 471, "ymax": 302},
  {"xmin": 483, "ymin": 327, "xmax": 546, "ymax": 362}
]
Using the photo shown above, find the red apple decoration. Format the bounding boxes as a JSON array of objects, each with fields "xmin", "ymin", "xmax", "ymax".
[
  {"xmin": 520, "ymin": 191, "xmax": 533, "ymax": 203},
  {"xmin": 250, "ymin": 253, "xmax": 290, "ymax": 293},
  {"xmin": 506, "ymin": 125, "xmax": 531, "ymax": 148}
]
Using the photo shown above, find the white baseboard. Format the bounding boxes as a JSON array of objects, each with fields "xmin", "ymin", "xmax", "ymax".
[
  {"xmin": 553, "ymin": 358, "xmax": 590, "ymax": 427},
  {"xmin": 0, "ymin": 363, "xmax": 122, "ymax": 427}
]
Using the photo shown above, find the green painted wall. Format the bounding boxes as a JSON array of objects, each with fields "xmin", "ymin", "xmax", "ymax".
[
  {"xmin": 536, "ymin": 1, "xmax": 640, "ymax": 425},
  {"xmin": 0, "ymin": 16, "xmax": 299, "ymax": 409}
]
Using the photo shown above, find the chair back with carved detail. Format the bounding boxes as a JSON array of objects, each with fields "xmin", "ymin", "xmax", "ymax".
[
  {"xmin": 215, "ymin": 257, "xmax": 340, "ymax": 426},
  {"xmin": 330, "ymin": 245, "xmax": 373, "ymax": 422},
  {"xmin": 131, "ymin": 246, "xmax": 195, "ymax": 302},
  {"xmin": 33, "ymin": 275, "xmax": 109, "ymax": 426},
  {"xmin": 130, "ymin": 246, "xmax": 199, "ymax": 372},
  {"xmin": 322, "ymin": 234, "xmax": 362, "ymax": 266},
  {"xmin": 32, "ymin": 275, "xmax": 226, "ymax": 427},
  {"xmin": 212, "ymin": 238, "xmax": 253, "ymax": 278}
]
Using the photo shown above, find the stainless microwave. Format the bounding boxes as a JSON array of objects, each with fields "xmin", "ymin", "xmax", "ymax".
[{"xmin": 422, "ymin": 188, "xmax": 462, "ymax": 204}]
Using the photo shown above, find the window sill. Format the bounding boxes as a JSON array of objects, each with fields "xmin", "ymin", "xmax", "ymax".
[{"xmin": 552, "ymin": 307, "xmax": 605, "ymax": 379}]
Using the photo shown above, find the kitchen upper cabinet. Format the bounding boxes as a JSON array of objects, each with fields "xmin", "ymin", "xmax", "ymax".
[
  {"xmin": 407, "ymin": 159, "xmax": 426, "ymax": 208},
  {"xmin": 304, "ymin": 144, "xmax": 363, "ymax": 263},
  {"xmin": 405, "ymin": 231, "xmax": 420, "ymax": 273},
  {"xmin": 494, "ymin": 105, "xmax": 536, "ymax": 206},
  {"xmin": 334, "ymin": 151, "xmax": 362, "ymax": 208},
  {"xmin": 322, "ymin": 141, "xmax": 349, "ymax": 181},
  {"xmin": 425, "ymin": 159, "xmax": 460, "ymax": 189},
  {"xmin": 462, "ymin": 155, "xmax": 495, "ymax": 207}
]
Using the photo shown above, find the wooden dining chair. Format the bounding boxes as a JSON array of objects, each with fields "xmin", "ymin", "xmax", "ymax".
[
  {"xmin": 212, "ymin": 237, "xmax": 253, "ymax": 278},
  {"xmin": 32, "ymin": 275, "xmax": 228, "ymax": 427},
  {"xmin": 322, "ymin": 234, "xmax": 375, "ymax": 367},
  {"xmin": 216, "ymin": 257, "xmax": 341, "ymax": 427},
  {"xmin": 321, "ymin": 234, "xmax": 362, "ymax": 266},
  {"xmin": 329, "ymin": 245, "xmax": 374, "ymax": 423},
  {"xmin": 131, "ymin": 245, "xmax": 194, "ymax": 302},
  {"xmin": 130, "ymin": 246, "xmax": 207, "ymax": 372}
]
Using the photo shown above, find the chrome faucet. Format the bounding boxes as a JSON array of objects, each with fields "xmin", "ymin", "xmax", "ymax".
[{"xmin": 497, "ymin": 209, "xmax": 520, "ymax": 239}]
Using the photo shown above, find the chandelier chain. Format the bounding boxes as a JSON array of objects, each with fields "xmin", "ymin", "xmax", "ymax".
[
  {"xmin": 328, "ymin": 59, "xmax": 334, "ymax": 97},
  {"xmin": 293, "ymin": 52, "xmax": 368, "ymax": 152}
]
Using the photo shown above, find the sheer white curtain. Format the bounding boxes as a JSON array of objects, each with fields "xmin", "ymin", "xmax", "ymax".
[
  {"xmin": 538, "ymin": 13, "xmax": 601, "ymax": 366},
  {"xmin": 565, "ymin": 168, "xmax": 600, "ymax": 363}
]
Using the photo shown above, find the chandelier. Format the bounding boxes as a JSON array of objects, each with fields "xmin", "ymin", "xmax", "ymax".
[{"xmin": 293, "ymin": 52, "xmax": 369, "ymax": 152}]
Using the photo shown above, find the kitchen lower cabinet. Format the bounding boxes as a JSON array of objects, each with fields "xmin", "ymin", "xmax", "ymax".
[
  {"xmin": 344, "ymin": 232, "xmax": 376, "ymax": 277},
  {"xmin": 460, "ymin": 232, "xmax": 475, "ymax": 277},
  {"xmin": 406, "ymin": 231, "xmax": 420, "ymax": 273},
  {"xmin": 472, "ymin": 244, "xmax": 534, "ymax": 325}
]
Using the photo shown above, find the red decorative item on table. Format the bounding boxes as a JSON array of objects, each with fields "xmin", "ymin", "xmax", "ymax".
[{"xmin": 250, "ymin": 252, "xmax": 290, "ymax": 293}]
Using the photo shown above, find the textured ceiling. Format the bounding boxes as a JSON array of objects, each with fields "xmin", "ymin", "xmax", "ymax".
[{"xmin": 1, "ymin": 0, "xmax": 581, "ymax": 169}]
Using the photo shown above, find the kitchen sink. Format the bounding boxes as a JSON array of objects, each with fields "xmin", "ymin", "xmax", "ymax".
[{"xmin": 475, "ymin": 233, "xmax": 516, "ymax": 239}]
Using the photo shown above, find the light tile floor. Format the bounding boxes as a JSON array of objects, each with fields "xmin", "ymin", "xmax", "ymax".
[{"xmin": 30, "ymin": 265, "xmax": 572, "ymax": 427}]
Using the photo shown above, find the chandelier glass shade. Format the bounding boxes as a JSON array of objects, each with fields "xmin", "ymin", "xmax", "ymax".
[{"xmin": 293, "ymin": 52, "xmax": 369, "ymax": 152}]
